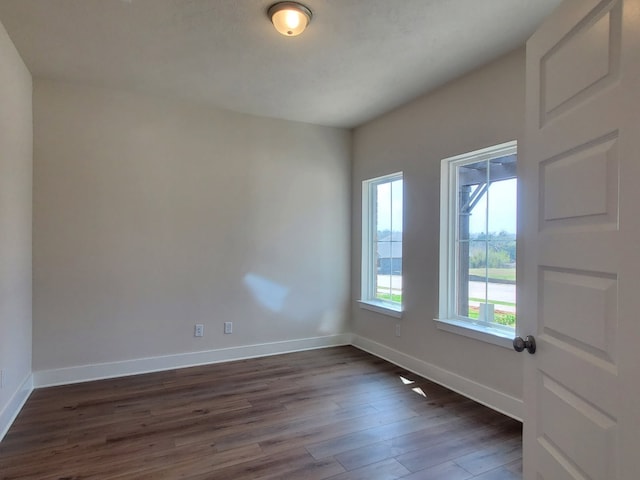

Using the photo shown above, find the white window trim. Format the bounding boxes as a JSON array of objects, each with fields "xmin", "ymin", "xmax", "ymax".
[
  {"xmin": 436, "ymin": 141, "xmax": 517, "ymax": 348},
  {"xmin": 434, "ymin": 317, "xmax": 513, "ymax": 348},
  {"xmin": 358, "ymin": 300, "xmax": 402, "ymax": 318},
  {"xmin": 360, "ymin": 172, "xmax": 403, "ymax": 318}
]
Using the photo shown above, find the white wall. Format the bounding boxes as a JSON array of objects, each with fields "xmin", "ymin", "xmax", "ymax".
[
  {"xmin": 351, "ymin": 49, "xmax": 525, "ymax": 417},
  {"xmin": 33, "ymin": 80, "xmax": 351, "ymax": 379},
  {"xmin": 0, "ymin": 19, "xmax": 33, "ymax": 436}
]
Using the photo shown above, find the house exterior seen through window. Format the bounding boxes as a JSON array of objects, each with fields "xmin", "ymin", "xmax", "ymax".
[
  {"xmin": 361, "ymin": 172, "xmax": 403, "ymax": 314},
  {"xmin": 439, "ymin": 142, "xmax": 517, "ymax": 339}
]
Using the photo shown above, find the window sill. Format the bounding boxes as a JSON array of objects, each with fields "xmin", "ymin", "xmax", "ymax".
[
  {"xmin": 434, "ymin": 318, "xmax": 514, "ymax": 349},
  {"xmin": 358, "ymin": 300, "xmax": 403, "ymax": 319}
]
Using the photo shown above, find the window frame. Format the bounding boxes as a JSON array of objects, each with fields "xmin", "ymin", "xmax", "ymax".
[
  {"xmin": 436, "ymin": 141, "xmax": 517, "ymax": 348},
  {"xmin": 359, "ymin": 171, "xmax": 403, "ymax": 318}
]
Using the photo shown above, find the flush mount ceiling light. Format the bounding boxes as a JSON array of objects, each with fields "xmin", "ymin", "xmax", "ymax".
[{"xmin": 268, "ymin": 2, "xmax": 312, "ymax": 37}]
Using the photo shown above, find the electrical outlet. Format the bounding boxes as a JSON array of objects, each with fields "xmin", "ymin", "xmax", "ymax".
[
  {"xmin": 395, "ymin": 324, "xmax": 401, "ymax": 337},
  {"xmin": 224, "ymin": 322, "xmax": 233, "ymax": 334},
  {"xmin": 194, "ymin": 324, "xmax": 204, "ymax": 337}
]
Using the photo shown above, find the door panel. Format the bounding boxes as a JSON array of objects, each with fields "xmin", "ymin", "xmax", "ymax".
[
  {"xmin": 540, "ymin": 268, "xmax": 617, "ymax": 363},
  {"xmin": 540, "ymin": 134, "xmax": 618, "ymax": 224},
  {"xmin": 539, "ymin": 374, "xmax": 616, "ymax": 480},
  {"xmin": 539, "ymin": 1, "xmax": 622, "ymax": 125},
  {"xmin": 522, "ymin": 0, "xmax": 639, "ymax": 478}
]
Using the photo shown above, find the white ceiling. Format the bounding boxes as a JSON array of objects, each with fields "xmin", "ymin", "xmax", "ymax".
[{"xmin": 0, "ymin": 0, "xmax": 561, "ymax": 128}]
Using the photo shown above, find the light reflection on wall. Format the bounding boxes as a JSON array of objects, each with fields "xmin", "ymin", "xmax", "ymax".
[
  {"xmin": 243, "ymin": 273, "xmax": 346, "ymax": 333},
  {"xmin": 243, "ymin": 273, "xmax": 290, "ymax": 313}
]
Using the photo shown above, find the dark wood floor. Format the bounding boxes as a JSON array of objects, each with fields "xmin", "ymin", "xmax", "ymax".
[{"xmin": 0, "ymin": 346, "xmax": 522, "ymax": 479}]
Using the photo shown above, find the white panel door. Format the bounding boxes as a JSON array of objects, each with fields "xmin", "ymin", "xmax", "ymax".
[{"xmin": 521, "ymin": 0, "xmax": 640, "ymax": 478}]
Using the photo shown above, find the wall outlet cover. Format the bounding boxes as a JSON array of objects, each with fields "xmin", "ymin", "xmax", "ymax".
[{"xmin": 194, "ymin": 324, "xmax": 204, "ymax": 337}]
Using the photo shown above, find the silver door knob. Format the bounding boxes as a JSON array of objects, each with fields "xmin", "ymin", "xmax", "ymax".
[{"xmin": 513, "ymin": 335, "xmax": 536, "ymax": 354}]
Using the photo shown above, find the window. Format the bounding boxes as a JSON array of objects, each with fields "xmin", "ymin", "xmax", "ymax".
[
  {"xmin": 360, "ymin": 172, "xmax": 403, "ymax": 316},
  {"xmin": 437, "ymin": 142, "xmax": 517, "ymax": 345}
]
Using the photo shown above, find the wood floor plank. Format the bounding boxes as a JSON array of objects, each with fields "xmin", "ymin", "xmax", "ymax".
[
  {"xmin": 327, "ymin": 458, "xmax": 411, "ymax": 480},
  {"xmin": 395, "ymin": 422, "xmax": 521, "ymax": 473},
  {"xmin": 471, "ymin": 466, "xmax": 522, "ymax": 480},
  {"xmin": 333, "ymin": 416, "xmax": 476, "ymax": 471},
  {"xmin": 0, "ymin": 346, "xmax": 522, "ymax": 479},
  {"xmin": 453, "ymin": 437, "xmax": 523, "ymax": 476},
  {"xmin": 400, "ymin": 460, "xmax": 474, "ymax": 480}
]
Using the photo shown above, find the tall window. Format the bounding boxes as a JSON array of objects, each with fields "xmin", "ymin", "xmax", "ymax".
[
  {"xmin": 361, "ymin": 172, "xmax": 403, "ymax": 313},
  {"xmin": 439, "ymin": 142, "xmax": 516, "ymax": 336}
]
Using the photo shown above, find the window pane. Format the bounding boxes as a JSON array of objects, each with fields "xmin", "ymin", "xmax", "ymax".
[
  {"xmin": 468, "ymin": 184, "xmax": 487, "ymax": 239},
  {"xmin": 376, "ymin": 241, "xmax": 391, "ymax": 274},
  {"xmin": 487, "ymin": 177, "xmax": 517, "ymax": 234},
  {"xmin": 458, "ymin": 160, "xmax": 488, "ymax": 240},
  {"xmin": 462, "ymin": 238, "xmax": 487, "ymax": 319},
  {"xmin": 485, "ymin": 239, "xmax": 516, "ymax": 327},
  {"xmin": 375, "ymin": 178, "xmax": 402, "ymax": 305},
  {"xmin": 376, "ymin": 235, "xmax": 392, "ymax": 301},
  {"xmin": 457, "ymin": 159, "xmax": 490, "ymax": 319},
  {"xmin": 391, "ymin": 179, "xmax": 403, "ymax": 233},
  {"xmin": 376, "ymin": 182, "xmax": 391, "ymax": 234},
  {"xmin": 391, "ymin": 250, "xmax": 402, "ymax": 275},
  {"xmin": 486, "ymin": 171, "xmax": 516, "ymax": 328}
]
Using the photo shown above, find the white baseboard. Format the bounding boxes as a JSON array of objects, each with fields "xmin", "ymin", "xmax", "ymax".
[
  {"xmin": 0, "ymin": 373, "xmax": 33, "ymax": 443},
  {"xmin": 33, "ymin": 334, "xmax": 353, "ymax": 388},
  {"xmin": 351, "ymin": 334, "xmax": 523, "ymax": 421}
]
